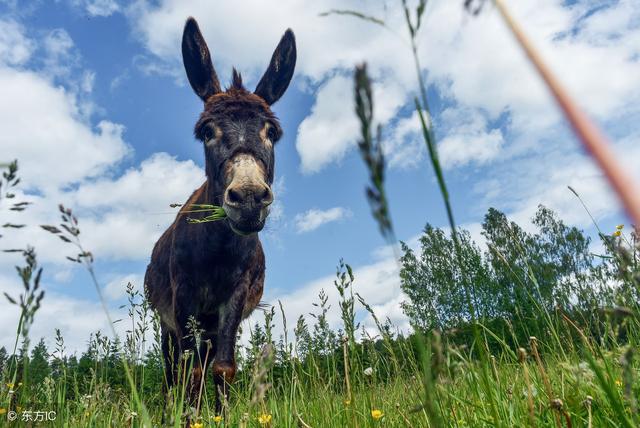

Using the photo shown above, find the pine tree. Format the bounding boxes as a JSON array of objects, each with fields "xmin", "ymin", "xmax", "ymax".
[
  {"xmin": 29, "ymin": 338, "xmax": 50, "ymax": 388},
  {"xmin": 0, "ymin": 346, "xmax": 7, "ymax": 378},
  {"xmin": 293, "ymin": 315, "xmax": 312, "ymax": 362}
]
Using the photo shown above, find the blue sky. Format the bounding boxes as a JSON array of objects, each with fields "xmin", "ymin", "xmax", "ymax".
[{"xmin": 0, "ymin": 0, "xmax": 638, "ymax": 353}]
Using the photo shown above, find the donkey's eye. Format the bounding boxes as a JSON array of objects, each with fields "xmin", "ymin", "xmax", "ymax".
[
  {"xmin": 203, "ymin": 127, "xmax": 214, "ymax": 142},
  {"xmin": 203, "ymin": 125, "xmax": 222, "ymax": 143},
  {"xmin": 267, "ymin": 125, "xmax": 278, "ymax": 142}
]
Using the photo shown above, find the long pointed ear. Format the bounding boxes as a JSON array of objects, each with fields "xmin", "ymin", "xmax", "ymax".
[
  {"xmin": 254, "ymin": 29, "xmax": 297, "ymax": 105},
  {"xmin": 182, "ymin": 17, "xmax": 221, "ymax": 102}
]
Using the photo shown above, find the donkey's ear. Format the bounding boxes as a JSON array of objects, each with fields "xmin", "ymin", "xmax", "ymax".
[
  {"xmin": 254, "ymin": 29, "xmax": 296, "ymax": 105},
  {"xmin": 182, "ymin": 17, "xmax": 221, "ymax": 102}
]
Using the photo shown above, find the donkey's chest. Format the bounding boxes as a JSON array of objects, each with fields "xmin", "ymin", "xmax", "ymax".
[{"xmin": 190, "ymin": 261, "xmax": 241, "ymax": 296}]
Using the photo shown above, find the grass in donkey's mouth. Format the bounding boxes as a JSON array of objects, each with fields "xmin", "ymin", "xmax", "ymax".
[{"xmin": 171, "ymin": 203, "xmax": 227, "ymax": 224}]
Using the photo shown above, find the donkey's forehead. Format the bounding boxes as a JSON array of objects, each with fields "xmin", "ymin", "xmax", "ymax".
[
  {"xmin": 204, "ymin": 89, "xmax": 274, "ymax": 119},
  {"xmin": 194, "ymin": 88, "xmax": 281, "ymax": 141}
]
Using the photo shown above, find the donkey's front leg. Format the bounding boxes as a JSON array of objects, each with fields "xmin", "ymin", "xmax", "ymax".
[{"xmin": 212, "ymin": 285, "xmax": 247, "ymax": 413}]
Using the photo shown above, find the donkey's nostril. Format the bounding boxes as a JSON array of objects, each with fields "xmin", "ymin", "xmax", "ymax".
[
  {"xmin": 256, "ymin": 186, "xmax": 273, "ymax": 206},
  {"xmin": 226, "ymin": 187, "xmax": 244, "ymax": 206}
]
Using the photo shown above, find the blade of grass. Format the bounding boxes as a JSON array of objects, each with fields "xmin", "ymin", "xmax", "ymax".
[{"xmin": 494, "ymin": 0, "xmax": 640, "ymax": 225}]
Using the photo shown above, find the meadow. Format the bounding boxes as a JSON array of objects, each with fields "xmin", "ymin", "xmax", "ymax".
[{"xmin": 1, "ymin": 1, "xmax": 640, "ymax": 427}]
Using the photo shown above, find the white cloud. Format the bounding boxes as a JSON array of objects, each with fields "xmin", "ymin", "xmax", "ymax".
[
  {"xmin": 43, "ymin": 28, "xmax": 77, "ymax": 74},
  {"xmin": 0, "ymin": 19, "xmax": 34, "ymax": 66},
  {"xmin": 425, "ymin": 1, "xmax": 640, "ymax": 131},
  {"xmin": 385, "ymin": 106, "xmax": 504, "ymax": 170},
  {"xmin": 294, "ymin": 206, "xmax": 352, "ymax": 233},
  {"xmin": 132, "ymin": 54, "xmax": 184, "ymax": 84},
  {"xmin": 475, "ymin": 132, "xmax": 640, "ymax": 230},
  {"xmin": 438, "ymin": 107, "xmax": 504, "ymax": 169},
  {"xmin": 72, "ymin": 152, "xmax": 202, "ymax": 212},
  {"xmin": 296, "ymin": 74, "xmax": 406, "ymax": 173},
  {"xmin": 385, "ymin": 111, "xmax": 423, "ymax": 169},
  {"xmin": 0, "ymin": 67, "xmax": 131, "ymax": 192},
  {"xmin": 71, "ymin": 0, "xmax": 120, "ymax": 17},
  {"xmin": 73, "ymin": 153, "xmax": 204, "ymax": 260},
  {"xmin": 0, "ymin": 153, "xmax": 204, "ymax": 263},
  {"xmin": 104, "ymin": 273, "xmax": 144, "ymax": 300},
  {"xmin": 295, "ymin": 76, "xmax": 359, "ymax": 173},
  {"xmin": 109, "ymin": 69, "xmax": 130, "ymax": 92}
]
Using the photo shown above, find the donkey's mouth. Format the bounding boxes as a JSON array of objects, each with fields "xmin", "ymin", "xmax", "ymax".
[
  {"xmin": 223, "ymin": 202, "xmax": 269, "ymax": 236},
  {"xmin": 226, "ymin": 216, "xmax": 265, "ymax": 236}
]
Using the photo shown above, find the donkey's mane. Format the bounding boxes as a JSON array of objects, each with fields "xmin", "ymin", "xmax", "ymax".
[{"xmin": 230, "ymin": 67, "xmax": 244, "ymax": 90}]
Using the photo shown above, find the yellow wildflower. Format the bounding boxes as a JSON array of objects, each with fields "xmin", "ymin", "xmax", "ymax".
[
  {"xmin": 212, "ymin": 415, "xmax": 223, "ymax": 423},
  {"xmin": 344, "ymin": 399, "xmax": 351, "ymax": 406},
  {"xmin": 615, "ymin": 379, "xmax": 623, "ymax": 388},
  {"xmin": 190, "ymin": 423, "xmax": 203, "ymax": 428},
  {"xmin": 371, "ymin": 409, "xmax": 384, "ymax": 420},
  {"xmin": 0, "ymin": 408, "xmax": 6, "ymax": 415},
  {"xmin": 616, "ymin": 224, "xmax": 624, "ymax": 230},
  {"xmin": 6, "ymin": 383, "xmax": 13, "ymax": 389},
  {"xmin": 613, "ymin": 230, "xmax": 621, "ymax": 237},
  {"xmin": 258, "ymin": 413, "xmax": 272, "ymax": 425}
]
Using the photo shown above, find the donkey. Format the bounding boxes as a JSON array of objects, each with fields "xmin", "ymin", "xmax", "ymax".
[{"xmin": 144, "ymin": 17, "xmax": 296, "ymax": 411}]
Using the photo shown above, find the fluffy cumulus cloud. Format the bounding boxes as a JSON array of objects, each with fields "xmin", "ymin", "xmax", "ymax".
[
  {"xmin": 72, "ymin": 153, "xmax": 204, "ymax": 260},
  {"xmin": 384, "ymin": 110, "xmax": 425, "ymax": 169},
  {"xmin": 0, "ymin": 20, "xmax": 130, "ymax": 193},
  {"xmin": 438, "ymin": 107, "xmax": 504, "ymax": 169},
  {"xmin": 0, "ymin": 69, "xmax": 130, "ymax": 192},
  {"xmin": 296, "ymin": 74, "xmax": 406, "ymax": 173},
  {"xmin": 427, "ymin": 1, "xmax": 639, "ymax": 133},
  {"xmin": 294, "ymin": 206, "xmax": 352, "ymax": 233},
  {"xmin": 126, "ymin": 0, "xmax": 415, "ymax": 82},
  {"xmin": 0, "ymin": 270, "xmax": 147, "ymax": 354},
  {"xmin": 295, "ymin": 76, "xmax": 359, "ymax": 173}
]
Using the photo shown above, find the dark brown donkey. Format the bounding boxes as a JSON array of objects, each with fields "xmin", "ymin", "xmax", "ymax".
[{"xmin": 145, "ymin": 17, "xmax": 296, "ymax": 410}]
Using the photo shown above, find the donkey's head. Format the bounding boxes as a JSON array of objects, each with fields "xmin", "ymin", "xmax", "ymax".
[{"xmin": 182, "ymin": 17, "xmax": 296, "ymax": 235}]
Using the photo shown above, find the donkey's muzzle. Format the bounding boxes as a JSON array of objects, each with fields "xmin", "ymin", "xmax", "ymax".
[
  {"xmin": 222, "ymin": 153, "xmax": 273, "ymax": 235},
  {"xmin": 223, "ymin": 183, "xmax": 272, "ymax": 235},
  {"xmin": 224, "ymin": 183, "xmax": 273, "ymax": 209}
]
